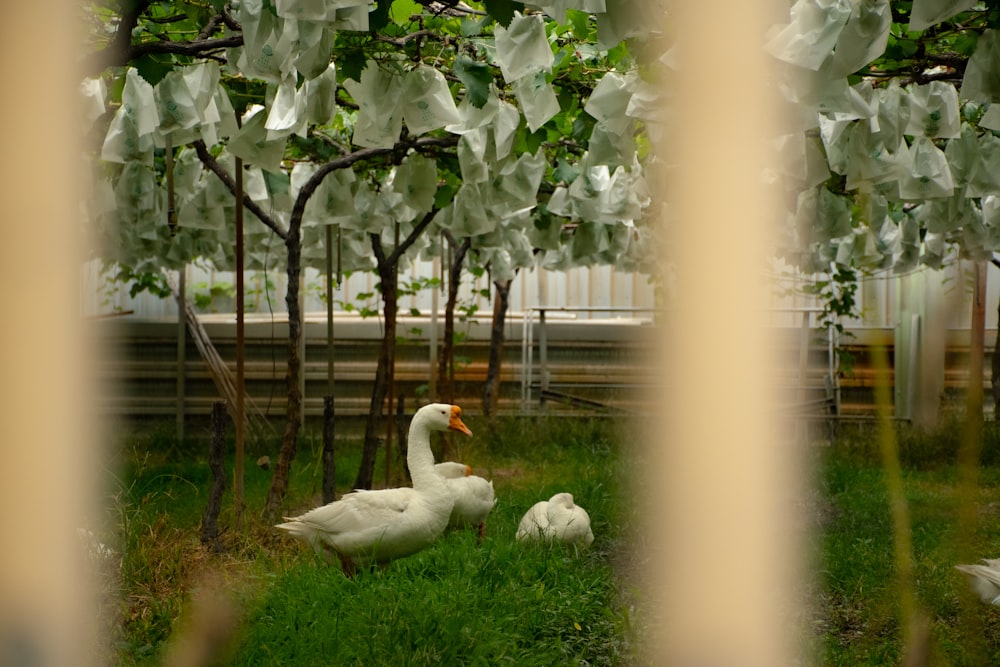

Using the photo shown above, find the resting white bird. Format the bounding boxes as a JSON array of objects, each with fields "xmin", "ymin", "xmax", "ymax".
[
  {"xmin": 276, "ymin": 403, "xmax": 472, "ymax": 576},
  {"xmin": 516, "ymin": 492, "xmax": 594, "ymax": 547},
  {"xmin": 956, "ymin": 559, "xmax": 1000, "ymax": 605},
  {"xmin": 434, "ymin": 461, "xmax": 496, "ymax": 538}
]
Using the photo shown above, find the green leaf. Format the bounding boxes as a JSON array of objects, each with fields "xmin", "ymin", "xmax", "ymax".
[
  {"xmin": 434, "ymin": 183, "xmax": 457, "ymax": 210},
  {"xmin": 453, "ymin": 55, "xmax": 493, "ymax": 108},
  {"xmin": 483, "ymin": 0, "xmax": 523, "ymax": 27},
  {"xmin": 339, "ymin": 50, "xmax": 367, "ymax": 83},
  {"xmin": 461, "ymin": 16, "xmax": 489, "ymax": 37},
  {"xmin": 954, "ymin": 32, "xmax": 978, "ymax": 56},
  {"xmin": 567, "ymin": 9, "xmax": 591, "ymax": 41},
  {"xmin": 571, "ymin": 113, "xmax": 594, "ymax": 141},
  {"xmin": 390, "ymin": 0, "xmax": 422, "ymax": 26},
  {"xmin": 553, "ymin": 158, "xmax": 578, "ymax": 184},
  {"xmin": 524, "ymin": 127, "xmax": 545, "ymax": 154},
  {"xmin": 133, "ymin": 53, "xmax": 175, "ymax": 86},
  {"xmin": 605, "ymin": 41, "xmax": 630, "ymax": 67},
  {"xmin": 369, "ymin": 0, "xmax": 393, "ymax": 32}
]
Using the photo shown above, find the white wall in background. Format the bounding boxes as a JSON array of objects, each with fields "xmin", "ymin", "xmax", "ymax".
[{"xmin": 83, "ymin": 258, "xmax": 658, "ymax": 322}]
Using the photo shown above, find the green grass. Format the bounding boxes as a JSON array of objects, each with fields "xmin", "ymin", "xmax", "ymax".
[
  {"xmin": 100, "ymin": 414, "xmax": 641, "ymax": 666},
  {"xmin": 815, "ymin": 420, "xmax": 1000, "ymax": 665}
]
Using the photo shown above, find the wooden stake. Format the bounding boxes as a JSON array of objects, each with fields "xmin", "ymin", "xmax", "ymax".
[
  {"xmin": 201, "ymin": 401, "xmax": 228, "ymax": 552},
  {"xmin": 322, "ymin": 395, "xmax": 336, "ymax": 503},
  {"xmin": 176, "ymin": 267, "xmax": 186, "ymax": 442}
]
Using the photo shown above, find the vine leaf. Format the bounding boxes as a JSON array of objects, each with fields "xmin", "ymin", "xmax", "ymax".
[
  {"xmin": 390, "ymin": 0, "xmax": 422, "ymax": 26},
  {"xmin": 483, "ymin": 0, "xmax": 523, "ymax": 27},
  {"xmin": 368, "ymin": 0, "xmax": 393, "ymax": 32},
  {"xmin": 453, "ymin": 55, "xmax": 493, "ymax": 108}
]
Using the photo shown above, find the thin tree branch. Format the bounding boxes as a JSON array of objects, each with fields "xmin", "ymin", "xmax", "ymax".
[
  {"xmin": 132, "ymin": 35, "xmax": 243, "ymax": 60},
  {"xmin": 388, "ymin": 209, "xmax": 440, "ymax": 266},
  {"xmin": 82, "ymin": 5, "xmax": 243, "ymax": 77},
  {"xmin": 196, "ymin": 13, "xmax": 225, "ymax": 41},
  {"xmin": 376, "ymin": 29, "xmax": 440, "ymax": 47},
  {"xmin": 290, "ymin": 134, "xmax": 459, "ymax": 224},
  {"xmin": 84, "ymin": 0, "xmax": 152, "ymax": 75},
  {"xmin": 192, "ymin": 140, "xmax": 288, "ymax": 241}
]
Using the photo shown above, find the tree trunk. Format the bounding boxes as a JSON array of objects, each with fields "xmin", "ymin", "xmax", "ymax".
[
  {"xmin": 483, "ymin": 278, "xmax": 512, "ymax": 417},
  {"xmin": 354, "ymin": 235, "xmax": 399, "ymax": 490},
  {"xmin": 200, "ymin": 401, "xmax": 227, "ymax": 552},
  {"xmin": 264, "ymin": 220, "xmax": 303, "ymax": 521},
  {"xmin": 437, "ymin": 236, "xmax": 471, "ymax": 404},
  {"xmin": 352, "ymin": 212, "xmax": 438, "ymax": 489},
  {"xmin": 992, "ymin": 260, "xmax": 1000, "ymax": 418}
]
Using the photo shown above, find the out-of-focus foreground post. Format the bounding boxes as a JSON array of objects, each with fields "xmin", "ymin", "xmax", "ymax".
[
  {"xmin": 648, "ymin": 2, "xmax": 805, "ymax": 665},
  {"xmin": 0, "ymin": 3, "xmax": 98, "ymax": 666}
]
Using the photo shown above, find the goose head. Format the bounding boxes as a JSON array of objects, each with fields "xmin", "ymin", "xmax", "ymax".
[{"xmin": 414, "ymin": 403, "xmax": 473, "ymax": 437}]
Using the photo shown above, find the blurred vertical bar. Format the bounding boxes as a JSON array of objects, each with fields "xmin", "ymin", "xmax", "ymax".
[
  {"xmin": 0, "ymin": 2, "xmax": 98, "ymax": 666},
  {"xmin": 652, "ymin": 1, "xmax": 802, "ymax": 665}
]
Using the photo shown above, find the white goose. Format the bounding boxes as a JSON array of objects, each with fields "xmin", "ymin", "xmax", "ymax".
[
  {"xmin": 434, "ymin": 461, "xmax": 496, "ymax": 538},
  {"xmin": 516, "ymin": 492, "xmax": 594, "ymax": 547},
  {"xmin": 276, "ymin": 403, "xmax": 472, "ymax": 576},
  {"xmin": 956, "ymin": 559, "xmax": 1000, "ymax": 605}
]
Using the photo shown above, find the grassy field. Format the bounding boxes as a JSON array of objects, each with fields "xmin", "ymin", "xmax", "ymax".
[
  {"xmin": 814, "ymin": 419, "xmax": 1000, "ymax": 665},
  {"xmin": 97, "ymin": 413, "xmax": 643, "ymax": 666},
  {"xmin": 97, "ymin": 409, "xmax": 1000, "ymax": 666}
]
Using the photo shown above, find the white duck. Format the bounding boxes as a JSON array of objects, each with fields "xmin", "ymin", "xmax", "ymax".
[
  {"xmin": 516, "ymin": 492, "xmax": 594, "ymax": 547},
  {"xmin": 434, "ymin": 461, "xmax": 496, "ymax": 538},
  {"xmin": 956, "ymin": 559, "xmax": 1000, "ymax": 605},
  {"xmin": 276, "ymin": 403, "xmax": 472, "ymax": 576}
]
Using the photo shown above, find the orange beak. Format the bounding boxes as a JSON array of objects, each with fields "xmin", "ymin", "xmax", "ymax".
[{"xmin": 448, "ymin": 405, "xmax": 473, "ymax": 437}]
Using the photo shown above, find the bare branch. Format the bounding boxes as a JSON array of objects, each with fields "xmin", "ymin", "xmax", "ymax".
[
  {"xmin": 196, "ymin": 13, "xmax": 224, "ymax": 42},
  {"xmin": 376, "ymin": 29, "xmax": 439, "ymax": 47},
  {"xmin": 389, "ymin": 209, "xmax": 439, "ymax": 266},
  {"xmin": 220, "ymin": 5, "xmax": 242, "ymax": 32},
  {"xmin": 292, "ymin": 134, "xmax": 459, "ymax": 218},
  {"xmin": 192, "ymin": 141, "xmax": 288, "ymax": 241}
]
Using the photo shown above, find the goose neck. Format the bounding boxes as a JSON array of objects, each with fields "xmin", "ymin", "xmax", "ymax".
[{"xmin": 407, "ymin": 423, "xmax": 441, "ymax": 488}]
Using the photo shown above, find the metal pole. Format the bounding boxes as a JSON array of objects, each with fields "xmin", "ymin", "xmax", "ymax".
[
  {"xmin": 234, "ymin": 155, "xmax": 245, "ymax": 528},
  {"xmin": 176, "ymin": 267, "xmax": 186, "ymax": 441},
  {"xmin": 326, "ymin": 224, "xmax": 335, "ymax": 396},
  {"xmin": 520, "ymin": 308, "xmax": 529, "ymax": 407},
  {"xmin": 539, "ymin": 308, "xmax": 549, "ymax": 398},
  {"xmin": 430, "ymin": 255, "xmax": 440, "ymax": 401}
]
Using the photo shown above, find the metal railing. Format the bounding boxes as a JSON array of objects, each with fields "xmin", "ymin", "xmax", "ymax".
[
  {"xmin": 519, "ymin": 306, "xmax": 658, "ymax": 409},
  {"xmin": 769, "ymin": 307, "xmax": 840, "ymax": 417}
]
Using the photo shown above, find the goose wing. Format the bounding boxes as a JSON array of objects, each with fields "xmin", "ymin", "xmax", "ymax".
[
  {"xmin": 957, "ymin": 560, "xmax": 1000, "ymax": 605},
  {"xmin": 448, "ymin": 476, "xmax": 496, "ymax": 526},
  {"xmin": 290, "ymin": 487, "xmax": 416, "ymax": 535},
  {"xmin": 516, "ymin": 500, "xmax": 551, "ymax": 540}
]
